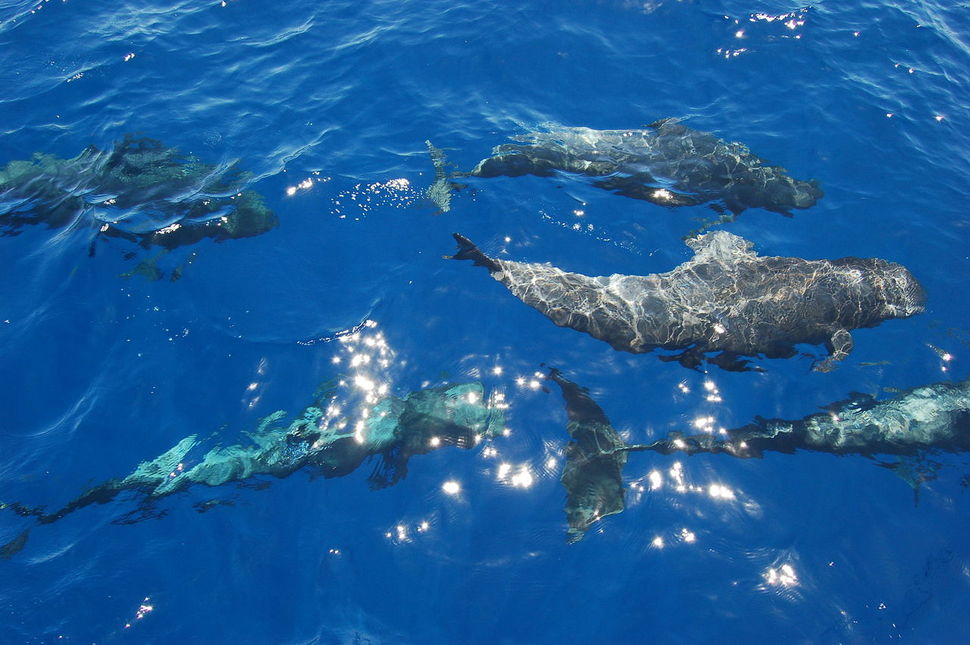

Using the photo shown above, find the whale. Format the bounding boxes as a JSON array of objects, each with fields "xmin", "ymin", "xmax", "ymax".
[
  {"xmin": 451, "ymin": 231, "xmax": 925, "ymax": 371},
  {"xmin": 639, "ymin": 376, "xmax": 970, "ymax": 460},
  {"xmin": 0, "ymin": 134, "xmax": 278, "ymax": 251},
  {"xmin": 432, "ymin": 120, "xmax": 822, "ymax": 216},
  {"xmin": 547, "ymin": 370, "xmax": 970, "ymax": 540},
  {"xmin": 0, "ymin": 382, "xmax": 504, "ymax": 558}
]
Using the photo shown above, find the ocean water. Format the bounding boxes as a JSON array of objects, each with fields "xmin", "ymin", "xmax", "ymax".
[{"xmin": 2, "ymin": 0, "xmax": 969, "ymax": 642}]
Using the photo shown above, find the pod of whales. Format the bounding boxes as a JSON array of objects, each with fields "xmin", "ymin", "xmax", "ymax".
[
  {"xmin": 0, "ymin": 382, "xmax": 504, "ymax": 558},
  {"xmin": 451, "ymin": 231, "xmax": 924, "ymax": 371},
  {"xmin": 0, "ymin": 134, "xmax": 277, "ymax": 250},
  {"xmin": 433, "ymin": 120, "xmax": 822, "ymax": 216}
]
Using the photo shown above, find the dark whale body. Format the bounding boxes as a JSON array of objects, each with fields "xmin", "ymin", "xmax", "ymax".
[
  {"xmin": 452, "ymin": 231, "xmax": 924, "ymax": 371},
  {"xmin": 465, "ymin": 120, "xmax": 823, "ymax": 215}
]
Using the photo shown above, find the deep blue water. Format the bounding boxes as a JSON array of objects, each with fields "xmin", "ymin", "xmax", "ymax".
[{"xmin": 2, "ymin": 0, "xmax": 970, "ymax": 642}]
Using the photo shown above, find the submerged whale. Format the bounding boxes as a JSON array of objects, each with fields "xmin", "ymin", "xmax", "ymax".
[
  {"xmin": 451, "ymin": 231, "xmax": 924, "ymax": 371},
  {"xmin": 433, "ymin": 120, "xmax": 822, "ymax": 215},
  {"xmin": 641, "ymin": 376, "xmax": 970, "ymax": 459},
  {"xmin": 546, "ymin": 370, "xmax": 970, "ymax": 540},
  {"xmin": 0, "ymin": 381, "xmax": 504, "ymax": 558},
  {"xmin": 0, "ymin": 134, "xmax": 277, "ymax": 251}
]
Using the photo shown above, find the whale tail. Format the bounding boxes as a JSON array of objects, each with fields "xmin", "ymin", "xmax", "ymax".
[
  {"xmin": 425, "ymin": 140, "xmax": 466, "ymax": 214},
  {"xmin": 450, "ymin": 233, "xmax": 502, "ymax": 273}
]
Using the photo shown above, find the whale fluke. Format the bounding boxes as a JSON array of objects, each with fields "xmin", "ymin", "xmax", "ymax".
[
  {"xmin": 450, "ymin": 233, "xmax": 502, "ymax": 273},
  {"xmin": 547, "ymin": 369, "xmax": 629, "ymax": 543}
]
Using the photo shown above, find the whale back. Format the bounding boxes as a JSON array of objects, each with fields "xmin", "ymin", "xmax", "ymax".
[{"xmin": 467, "ymin": 122, "xmax": 823, "ymax": 214}]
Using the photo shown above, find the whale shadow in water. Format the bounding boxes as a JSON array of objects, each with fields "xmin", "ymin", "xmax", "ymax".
[
  {"xmin": 428, "ymin": 119, "xmax": 822, "ymax": 219},
  {"xmin": 0, "ymin": 381, "xmax": 505, "ymax": 559},
  {"xmin": 0, "ymin": 135, "xmax": 278, "ymax": 278},
  {"xmin": 451, "ymin": 231, "xmax": 925, "ymax": 372}
]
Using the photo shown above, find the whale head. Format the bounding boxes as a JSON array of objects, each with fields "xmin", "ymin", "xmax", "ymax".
[
  {"xmin": 762, "ymin": 177, "xmax": 824, "ymax": 213},
  {"xmin": 877, "ymin": 262, "xmax": 926, "ymax": 319},
  {"xmin": 833, "ymin": 257, "xmax": 926, "ymax": 322}
]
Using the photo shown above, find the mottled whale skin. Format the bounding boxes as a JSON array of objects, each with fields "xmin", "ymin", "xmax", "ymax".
[
  {"xmin": 451, "ymin": 231, "xmax": 925, "ymax": 371},
  {"xmin": 640, "ymin": 376, "xmax": 970, "ymax": 459},
  {"xmin": 466, "ymin": 120, "xmax": 823, "ymax": 215}
]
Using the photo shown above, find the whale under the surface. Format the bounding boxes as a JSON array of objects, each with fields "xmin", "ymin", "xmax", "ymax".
[
  {"xmin": 0, "ymin": 134, "xmax": 277, "ymax": 251},
  {"xmin": 0, "ymin": 381, "xmax": 505, "ymax": 558},
  {"xmin": 640, "ymin": 376, "xmax": 970, "ymax": 460},
  {"xmin": 432, "ymin": 120, "xmax": 823, "ymax": 216},
  {"xmin": 451, "ymin": 231, "xmax": 925, "ymax": 371},
  {"xmin": 546, "ymin": 369, "xmax": 970, "ymax": 540}
]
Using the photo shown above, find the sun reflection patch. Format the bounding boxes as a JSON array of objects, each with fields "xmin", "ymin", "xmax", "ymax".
[
  {"xmin": 330, "ymin": 178, "xmax": 422, "ymax": 219},
  {"xmin": 442, "ymin": 480, "xmax": 461, "ymax": 495},
  {"xmin": 123, "ymin": 597, "xmax": 154, "ymax": 629},
  {"xmin": 633, "ymin": 460, "xmax": 745, "ymax": 508},
  {"xmin": 385, "ymin": 518, "xmax": 436, "ymax": 544},
  {"xmin": 717, "ymin": 8, "xmax": 807, "ymax": 58},
  {"xmin": 764, "ymin": 563, "xmax": 799, "ymax": 587},
  {"xmin": 708, "ymin": 484, "xmax": 735, "ymax": 500},
  {"xmin": 496, "ymin": 463, "xmax": 535, "ymax": 488}
]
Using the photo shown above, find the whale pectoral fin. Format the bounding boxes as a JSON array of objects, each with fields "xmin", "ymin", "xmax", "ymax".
[
  {"xmin": 659, "ymin": 347, "xmax": 705, "ymax": 371},
  {"xmin": 815, "ymin": 329, "xmax": 854, "ymax": 372},
  {"xmin": 1, "ymin": 529, "xmax": 29, "ymax": 560},
  {"xmin": 722, "ymin": 199, "xmax": 747, "ymax": 216},
  {"xmin": 708, "ymin": 351, "xmax": 763, "ymax": 373},
  {"xmin": 593, "ymin": 176, "xmax": 702, "ymax": 207}
]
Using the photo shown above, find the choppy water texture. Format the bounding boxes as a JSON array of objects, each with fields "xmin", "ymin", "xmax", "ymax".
[{"xmin": 2, "ymin": 1, "xmax": 969, "ymax": 643}]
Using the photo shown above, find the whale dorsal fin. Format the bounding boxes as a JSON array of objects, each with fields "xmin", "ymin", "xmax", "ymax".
[{"xmin": 684, "ymin": 231, "xmax": 757, "ymax": 262}]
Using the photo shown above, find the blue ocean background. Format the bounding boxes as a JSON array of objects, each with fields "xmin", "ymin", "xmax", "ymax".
[{"xmin": 2, "ymin": 0, "xmax": 969, "ymax": 642}]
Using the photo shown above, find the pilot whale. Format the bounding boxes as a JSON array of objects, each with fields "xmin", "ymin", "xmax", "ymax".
[
  {"xmin": 451, "ymin": 231, "xmax": 924, "ymax": 371},
  {"xmin": 0, "ymin": 381, "xmax": 504, "ymax": 558},
  {"xmin": 639, "ymin": 376, "xmax": 970, "ymax": 459},
  {"xmin": 0, "ymin": 134, "xmax": 277, "ymax": 250},
  {"xmin": 441, "ymin": 120, "xmax": 822, "ymax": 216},
  {"xmin": 547, "ymin": 370, "xmax": 970, "ymax": 540}
]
